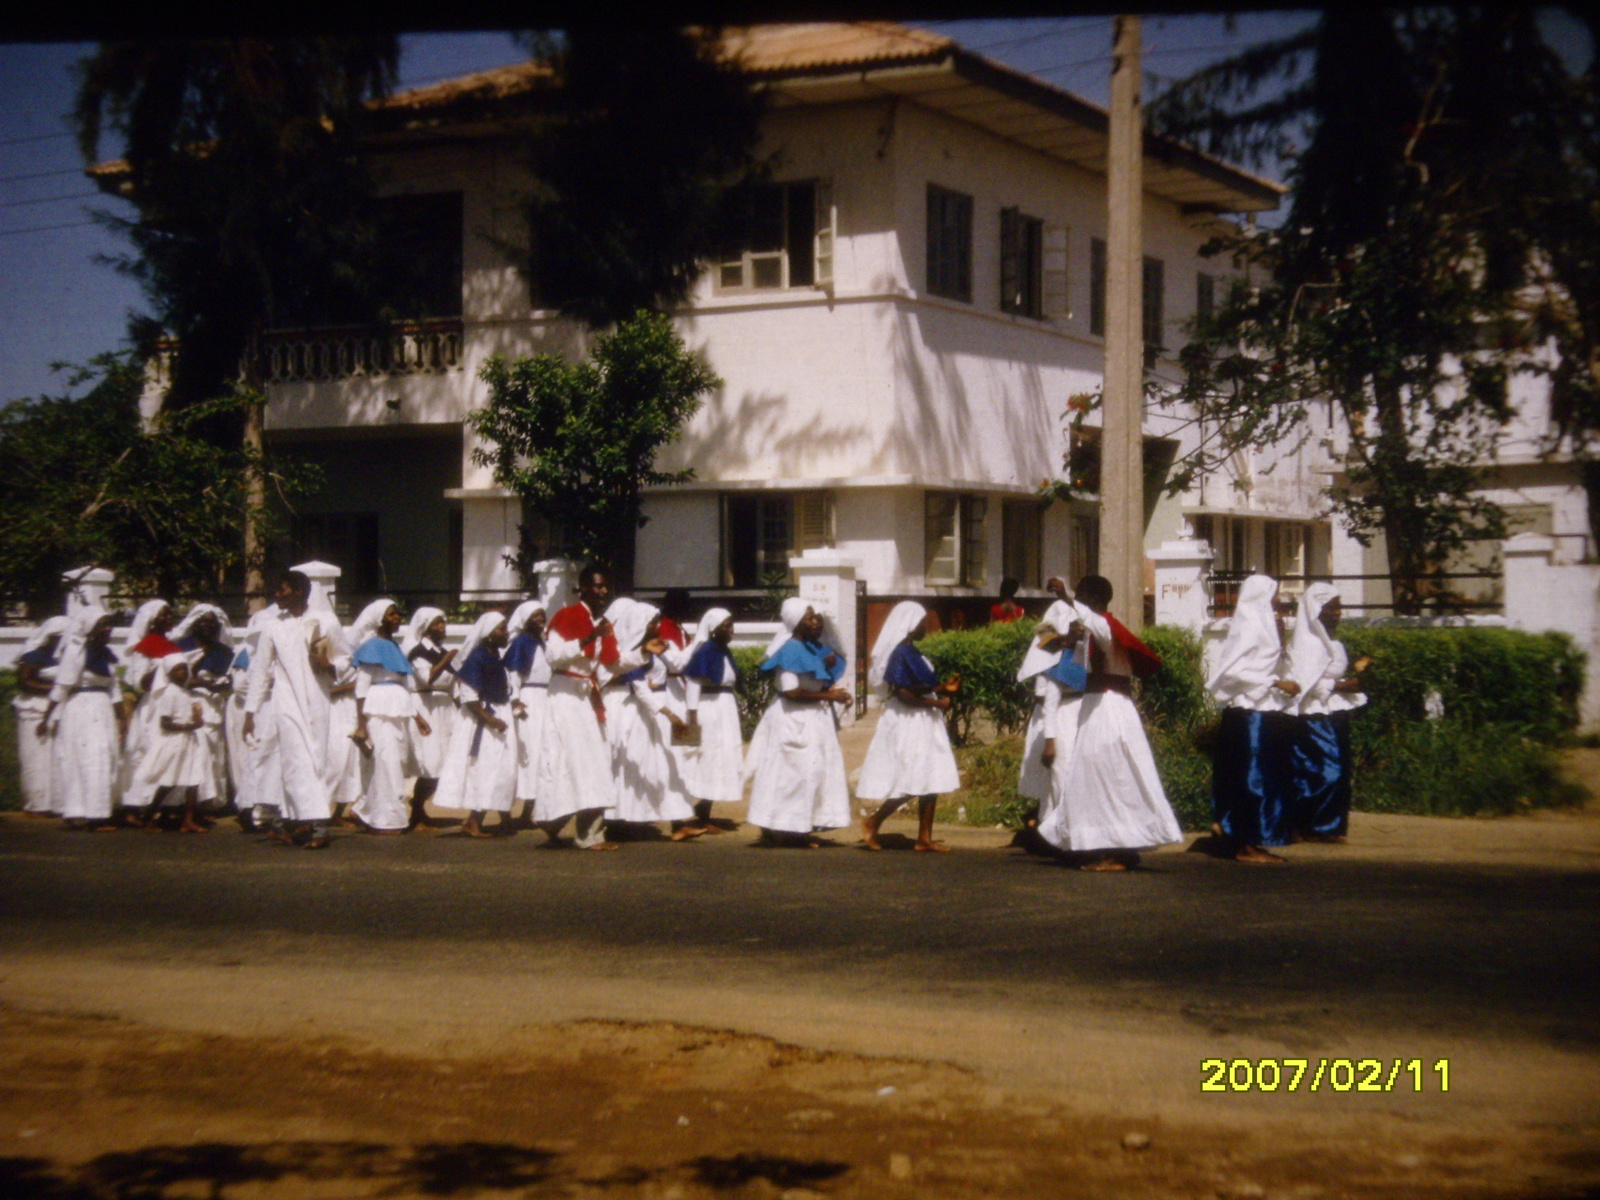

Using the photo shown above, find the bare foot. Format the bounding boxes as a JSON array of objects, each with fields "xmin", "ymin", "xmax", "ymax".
[
  {"xmin": 1234, "ymin": 844, "xmax": 1286, "ymax": 864},
  {"xmin": 670, "ymin": 826, "xmax": 707, "ymax": 842},
  {"xmin": 142, "ymin": 819, "xmax": 165, "ymax": 834},
  {"xmin": 698, "ymin": 822, "xmax": 729, "ymax": 835},
  {"xmin": 859, "ymin": 818, "xmax": 883, "ymax": 851},
  {"xmin": 89, "ymin": 821, "xmax": 121, "ymax": 833},
  {"xmin": 177, "ymin": 820, "xmax": 209, "ymax": 834},
  {"xmin": 462, "ymin": 824, "xmax": 492, "ymax": 840},
  {"xmin": 913, "ymin": 840, "xmax": 951, "ymax": 853},
  {"xmin": 583, "ymin": 840, "xmax": 621, "ymax": 851}
]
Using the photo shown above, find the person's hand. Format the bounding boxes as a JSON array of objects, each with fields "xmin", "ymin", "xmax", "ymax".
[
  {"xmin": 643, "ymin": 637, "xmax": 668, "ymax": 655},
  {"xmin": 191, "ymin": 702, "xmax": 203, "ymax": 724},
  {"xmin": 688, "ymin": 710, "xmax": 699, "ymax": 728},
  {"xmin": 1042, "ymin": 738, "xmax": 1056, "ymax": 768},
  {"xmin": 512, "ymin": 701, "xmax": 528, "ymax": 720},
  {"xmin": 35, "ymin": 717, "xmax": 51, "ymax": 741},
  {"xmin": 667, "ymin": 711, "xmax": 688, "ymax": 732},
  {"xmin": 1351, "ymin": 655, "xmax": 1374, "ymax": 674},
  {"xmin": 487, "ymin": 715, "xmax": 508, "ymax": 734},
  {"xmin": 415, "ymin": 715, "xmax": 432, "ymax": 736},
  {"xmin": 439, "ymin": 647, "xmax": 457, "ymax": 664},
  {"xmin": 827, "ymin": 687, "xmax": 851, "ymax": 704},
  {"xmin": 1273, "ymin": 678, "xmax": 1302, "ymax": 696},
  {"xmin": 823, "ymin": 652, "xmax": 838, "ymax": 669},
  {"xmin": 933, "ymin": 694, "xmax": 952, "ymax": 711},
  {"xmin": 592, "ymin": 618, "xmax": 612, "ymax": 641}
]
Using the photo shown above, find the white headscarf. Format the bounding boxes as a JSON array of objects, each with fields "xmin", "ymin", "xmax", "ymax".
[
  {"xmin": 685, "ymin": 606, "xmax": 734, "ymax": 661},
  {"xmin": 53, "ymin": 604, "xmax": 112, "ymax": 693},
  {"xmin": 764, "ymin": 597, "xmax": 811, "ymax": 660},
  {"xmin": 453, "ymin": 610, "xmax": 508, "ymax": 679},
  {"xmin": 1288, "ymin": 582, "xmax": 1362, "ymax": 715},
  {"xmin": 1206, "ymin": 574, "xmax": 1284, "ymax": 706},
  {"xmin": 147, "ymin": 647, "xmax": 202, "ymax": 704},
  {"xmin": 868, "ymin": 601, "xmax": 928, "ymax": 690},
  {"xmin": 606, "ymin": 597, "xmax": 657, "ymax": 654},
  {"xmin": 170, "ymin": 602, "xmax": 233, "ymax": 647},
  {"xmin": 125, "ymin": 599, "xmax": 170, "ymax": 647},
  {"xmin": 1016, "ymin": 592, "xmax": 1081, "ymax": 683},
  {"xmin": 21, "ymin": 616, "xmax": 69, "ymax": 657},
  {"xmin": 303, "ymin": 581, "xmax": 350, "ymax": 658},
  {"xmin": 508, "ymin": 599, "xmax": 545, "ymax": 638},
  {"xmin": 348, "ymin": 598, "xmax": 399, "ymax": 650},
  {"xmin": 401, "ymin": 606, "xmax": 446, "ymax": 656}
]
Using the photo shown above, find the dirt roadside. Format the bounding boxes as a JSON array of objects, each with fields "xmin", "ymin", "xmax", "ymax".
[{"xmin": 1, "ymin": 753, "xmax": 1598, "ymax": 1199}]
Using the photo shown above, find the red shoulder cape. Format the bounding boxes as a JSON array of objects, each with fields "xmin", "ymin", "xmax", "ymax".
[
  {"xmin": 1106, "ymin": 614, "xmax": 1162, "ymax": 678},
  {"xmin": 131, "ymin": 632, "xmax": 180, "ymax": 659},
  {"xmin": 547, "ymin": 602, "xmax": 619, "ymax": 666}
]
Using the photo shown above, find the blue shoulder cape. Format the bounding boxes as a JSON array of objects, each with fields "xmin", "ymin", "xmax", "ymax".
[{"xmin": 354, "ymin": 635, "xmax": 412, "ymax": 675}]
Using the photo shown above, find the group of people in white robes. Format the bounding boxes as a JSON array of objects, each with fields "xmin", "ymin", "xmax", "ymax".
[
  {"xmin": 1205, "ymin": 574, "xmax": 1367, "ymax": 862},
  {"xmin": 1014, "ymin": 575, "xmax": 1184, "ymax": 871}
]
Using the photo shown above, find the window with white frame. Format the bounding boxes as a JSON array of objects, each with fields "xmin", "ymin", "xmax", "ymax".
[
  {"xmin": 716, "ymin": 180, "xmax": 834, "ymax": 292},
  {"xmin": 1000, "ymin": 207, "xmax": 1044, "ymax": 318},
  {"xmin": 722, "ymin": 491, "xmax": 833, "ymax": 586},
  {"xmin": 1070, "ymin": 511, "xmax": 1100, "ymax": 583},
  {"xmin": 1196, "ymin": 271, "xmax": 1216, "ymax": 321},
  {"xmin": 926, "ymin": 184, "xmax": 973, "ymax": 302},
  {"xmin": 925, "ymin": 491, "xmax": 987, "ymax": 586},
  {"xmin": 1264, "ymin": 521, "xmax": 1309, "ymax": 596}
]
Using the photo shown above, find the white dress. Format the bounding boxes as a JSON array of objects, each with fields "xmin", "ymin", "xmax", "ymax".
[
  {"xmin": 245, "ymin": 610, "xmax": 343, "ymax": 823},
  {"xmin": 225, "ymin": 659, "xmax": 257, "ymax": 809},
  {"xmin": 49, "ymin": 655, "xmax": 120, "ymax": 822},
  {"xmin": 408, "ymin": 640, "xmax": 457, "ymax": 780},
  {"xmin": 535, "ymin": 605, "xmax": 619, "ymax": 824},
  {"xmin": 13, "ymin": 666, "xmax": 57, "ymax": 813},
  {"xmin": 512, "ymin": 640, "xmax": 552, "ymax": 803},
  {"xmin": 325, "ymin": 663, "xmax": 365, "ymax": 807},
  {"xmin": 745, "ymin": 669, "xmax": 852, "ymax": 834},
  {"xmin": 114, "ymin": 649, "xmax": 164, "ymax": 807},
  {"xmin": 1035, "ymin": 676, "xmax": 1084, "ymax": 831},
  {"xmin": 682, "ymin": 654, "xmax": 745, "ymax": 803},
  {"xmin": 1037, "ymin": 615, "xmax": 1183, "ymax": 853},
  {"xmin": 606, "ymin": 658, "xmax": 696, "ymax": 824},
  {"xmin": 1017, "ymin": 675, "xmax": 1053, "ymax": 801},
  {"xmin": 352, "ymin": 660, "xmax": 420, "ymax": 830},
  {"xmin": 432, "ymin": 660, "xmax": 517, "ymax": 815},
  {"xmin": 855, "ymin": 645, "xmax": 961, "ymax": 801},
  {"xmin": 129, "ymin": 687, "xmax": 219, "ymax": 801}
]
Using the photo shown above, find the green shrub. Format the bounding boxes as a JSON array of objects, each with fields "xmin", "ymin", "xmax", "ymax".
[
  {"xmin": 732, "ymin": 645, "xmax": 777, "ymax": 742},
  {"xmin": 920, "ymin": 619, "xmax": 1040, "ymax": 744},
  {"xmin": 939, "ymin": 736, "xmax": 1036, "ymax": 829}
]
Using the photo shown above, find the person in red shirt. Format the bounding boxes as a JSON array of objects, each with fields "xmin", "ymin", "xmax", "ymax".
[{"xmin": 990, "ymin": 577, "xmax": 1025, "ymax": 624}]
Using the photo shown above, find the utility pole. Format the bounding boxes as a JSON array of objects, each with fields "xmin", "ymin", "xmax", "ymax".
[{"xmin": 1100, "ymin": 15, "xmax": 1146, "ymax": 628}]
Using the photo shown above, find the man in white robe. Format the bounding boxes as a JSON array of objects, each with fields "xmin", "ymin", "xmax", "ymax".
[{"xmin": 242, "ymin": 570, "xmax": 347, "ymax": 849}]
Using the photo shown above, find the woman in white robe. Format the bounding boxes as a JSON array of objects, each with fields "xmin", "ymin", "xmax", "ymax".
[
  {"xmin": 432, "ymin": 611, "xmax": 520, "ymax": 836},
  {"xmin": 599, "ymin": 598, "xmax": 698, "ymax": 835},
  {"xmin": 857, "ymin": 600, "xmax": 961, "ymax": 852},
  {"xmin": 1285, "ymin": 582, "xmax": 1367, "ymax": 843},
  {"xmin": 115, "ymin": 598, "xmax": 176, "ymax": 818},
  {"xmin": 1206, "ymin": 573, "xmax": 1301, "ymax": 863},
  {"xmin": 1037, "ymin": 577, "xmax": 1183, "ymax": 869},
  {"xmin": 745, "ymin": 598, "xmax": 853, "ymax": 846},
  {"xmin": 680, "ymin": 607, "xmax": 742, "ymax": 832},
  {"xmin": 13, "ymin": 616, "xmax": 68, "ymax": 815},
  {"xmin": 1015, "ymin": 581, "xmax": 1081, "ymax": 826},
  {"xmin": 227, "ymin": 604, "xmax": 280, "ymax": 827},
  {"xmin": 41, "ymin": 606, "xmax": 122, "ymax": 829},
  {"xmin": 350, "ymin": 599, "xmax": 428, "ymax": 833},
  {"xmin": 402, "ymin": 607, "xmax": 456, "ymax": 827},
  {"xmin": 504, "ymin": 600, "xmax": 551, "ymax": 826}
]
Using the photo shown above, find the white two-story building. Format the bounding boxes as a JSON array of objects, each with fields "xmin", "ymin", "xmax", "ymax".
[{"xmin": 170, "ymin": 22, "xmax": 1339, "ymax": 618}]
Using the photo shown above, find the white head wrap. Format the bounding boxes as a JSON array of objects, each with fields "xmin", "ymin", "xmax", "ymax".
[
  {"xmin": 508, "ymin": 599, "xmax": 546, "ymax": 638},
  {"xmin": 21, "ymin": 616, "xmax": 69, "ymax": 657},
  {"xmin": 148, "ymin": 647, "xmax": 203, "ymax": 701},
  {"xmin": 302, "ymin": 581, "xmax": 350, "ymax": 657},
  {"xmin": 453, "ymin": 610, "xmax": 508, "ymax": 678},
  {"xmin": 348, "ymin": 598, "xmax": 399, "ymax": 650},
  {"xmin": 685, "ymin": 607, "xmax": 734, "ymax": 661},
  {"xmin": 764, "ymin": 597, "xmax": 812, "ymax": 660},
  {"xmin": 171, "ymin": 602, "xmax": 233, "ymax": 647},
  {"xmin": 1205, "ymin": 574, "xmax": 1284, "ymax": 706},
  {"xmin": 606, "ymin": 597, "xmax": 658, "ymax": 653},
  {"xmin": 1016, "ymin": 594, "xmax": 1081, "ymax": 683},
  {"xmin": 125, "ymin": 599, "xmax": 171, "ymax": 647},
  {"xmin": 868, "ymin": 601, "xmax": 928, "ymax": 689},
  {"xmin": 401, "ymin": 606, "xmax": 446, "ymax": 656},
  {"xmin": 50, "ymin": 606, "xmax": 112, "ymax": 695}
]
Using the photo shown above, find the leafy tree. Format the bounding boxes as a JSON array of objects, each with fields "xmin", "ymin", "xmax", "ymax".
[
  {"xmin": 512, "ymin": 25, "xmax": 769, "ymax": 329},
  {"xmin": 0, "ymin": 355, "xmax": 319, "ymax": 617},
  {"xmin": 74, "ymin": 37, "xmax": 399, "ymax": 593},
  {"xmin": 469, "ymin": 311, "xmax": 719, "ymax": 588},
  {"xmin": 1149, "ymin": 9, "xmax": 1594, "ymax": 612}
]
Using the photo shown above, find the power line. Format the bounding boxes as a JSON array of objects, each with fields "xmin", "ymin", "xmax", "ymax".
[
  {"xmin": 959, "ymin": 19, "xmax": 1114, "ymax": 57},
  {"xmin": 0, "ymin": 166, "xmax": 87, "ymax": 185},
  {"xmin": 0, "ymin": 129, "xmax": 76, "ymax": 148},
  {"xmin": 0, "ymin": 191, "xmax": 100, "ymax": 210}
]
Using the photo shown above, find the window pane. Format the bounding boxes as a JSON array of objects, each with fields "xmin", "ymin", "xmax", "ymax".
[
  {"xmin": 925, "ymin": 492, "xmax": 959, "ymax": 582},
  {"xmin": 927, "ymin": 184, "xmax": 973, "ymax": 303},
  {"xmin": 786, "ymin": 182, "xmax": 815, "ymax": 287},
  {"xmin": 751, "ymin": 253, "xmax": 784, "ymax": 289}
]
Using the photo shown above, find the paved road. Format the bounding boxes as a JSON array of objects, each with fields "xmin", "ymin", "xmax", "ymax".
[{"xmin": 2, "ymin": 811, "xmax": 1596, "ymax": 1049}]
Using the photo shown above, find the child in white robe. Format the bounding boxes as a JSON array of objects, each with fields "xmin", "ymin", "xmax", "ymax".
[
  {"xmin": 857, "ymin": 600, "xmax": 961, "ymax": 852},
  {"xmin": 433, "ymin": 611, "xmax": 521, "ymax": 837},
  {"xmin": 680, "ymin": 607, "xmax": 742, "ymax": 833},
  {"xmin": 128, "ymin": 653, "xmax": 218, "ymax": 833}
]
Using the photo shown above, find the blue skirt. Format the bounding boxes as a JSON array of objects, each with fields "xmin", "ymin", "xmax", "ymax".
[
  {"xmin": 1212, "ymin": 707, "xmax": 1296, "ymax": 847},
  {"xmin": 1291, "ymin": 712, "xmax": 1352, "ymax": 837}
]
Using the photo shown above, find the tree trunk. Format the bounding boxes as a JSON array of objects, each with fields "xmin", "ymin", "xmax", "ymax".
[
  {"xmin": 241, "ymin": 328, "xmax": 267, "ymax": 613},
  {"xmin": 1373, "ymin": 378, "xmax": 1423, "ymax": 615}
]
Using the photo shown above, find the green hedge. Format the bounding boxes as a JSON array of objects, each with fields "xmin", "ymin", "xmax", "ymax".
[
  {"xmin": 931, "ymin": 623, "xmax": 1588, "ymax": 829},
  {"xmin": 732, "ymin": 645, "xmax": 778, "ymax": 742},
  {"xmin": 920, "ymin": 619, "xmax": 1041, "ymax": 744}
]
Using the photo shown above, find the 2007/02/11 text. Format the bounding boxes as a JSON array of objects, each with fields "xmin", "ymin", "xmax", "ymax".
[{"xmin": 1201, "ymin": 1058, "xmax": 1451, "ymax": 1093}]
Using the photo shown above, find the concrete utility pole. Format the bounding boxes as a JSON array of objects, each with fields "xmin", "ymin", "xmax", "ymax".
[{"xmin": 1100, "ymin": 15, "xmax": 1146, "ymax": 629}]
